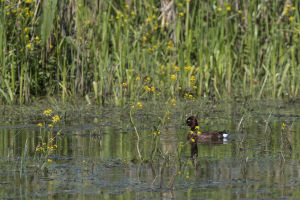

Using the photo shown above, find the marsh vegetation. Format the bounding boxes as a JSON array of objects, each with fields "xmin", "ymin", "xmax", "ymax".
[{"xmin": 0, "ymin": 0, "xmax": 299, "ymax": 104}]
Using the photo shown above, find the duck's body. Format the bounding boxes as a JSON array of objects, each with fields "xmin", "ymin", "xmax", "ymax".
[{"xmin": 187, "ymin": 130, "xmax": 228, "ymax": 143}]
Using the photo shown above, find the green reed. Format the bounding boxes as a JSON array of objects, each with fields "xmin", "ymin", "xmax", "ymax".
[{"xmin": 0, "ymin": 0, "xmax": 299, "ymax": 104}]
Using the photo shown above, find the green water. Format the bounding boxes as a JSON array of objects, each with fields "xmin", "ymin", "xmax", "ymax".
[{"xmin": 1, "ymin": 100, "xmax": 300, "ymax": 199}]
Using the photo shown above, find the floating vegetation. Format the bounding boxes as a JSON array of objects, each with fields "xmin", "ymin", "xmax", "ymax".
[{"xmin": 34, "ymin": 109, "xmax": 62, "ymax": 170}]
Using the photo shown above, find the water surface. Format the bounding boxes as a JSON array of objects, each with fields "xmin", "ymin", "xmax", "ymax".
[{"xmin": 1, "ymin": 100, "xmax": 300, "ymax": 199}]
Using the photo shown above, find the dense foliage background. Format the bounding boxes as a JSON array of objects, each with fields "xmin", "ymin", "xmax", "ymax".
[{"xmin": 0, "ymin": 0, "xmax": 299, "ymax": 104}]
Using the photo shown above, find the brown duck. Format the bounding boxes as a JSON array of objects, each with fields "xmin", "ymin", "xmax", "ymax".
[{"xmin": 186, "ymin": 116, "xmax": 228, "ymax": 157}]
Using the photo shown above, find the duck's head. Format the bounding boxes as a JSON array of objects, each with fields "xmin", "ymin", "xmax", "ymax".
[{"xmin": 186, "ymin": 116, "xmax": 198, "ymax": 131}]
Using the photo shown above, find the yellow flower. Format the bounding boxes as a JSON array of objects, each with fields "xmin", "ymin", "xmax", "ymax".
[
  {"xmin": 193, "ymin": 86, "xmax": 197, "ymax": 89},
  {"xmin": 142, "ymin": 36, "xmax": 147, "ymax": 41},
  {"xmin": 86, "ymin": 20, "xmax": 90, "ymax": 25},
  {"xmin": 291, "ymin": 7, "xmax": 296, "ymax": 11},
  {"xmin": 226, "ymin": 6, "xmax": 231, "ymax": 11},
  {"xmin": 217, "ymin": 7, "xmax": 222, "ymax": 11},
  {"xmin": 144, "ymin": 85, "xmax": 151, "ymax": 92},
  {"xmin": 179, "ymin": 12, "xmax": 184, "ymax": 17},
  {"xmin": 174, "ymin": 65, "xmax": 180, "ymax": 71},
  {"xmin": 136, "ymin": 76, "xmax": 140, "ymax": 81},
  {"xmin": 282, "ymin": 123, "xmax": 286, "ymax": 130},
  {"xmin": 197, "ymin": 131, "xmax": 201, "ymax": 135},
  {"xmin": 165, "ymin": 111, "xmax": 170, "ymax": 115},
  {"xmin": 130, "ymin": 11, "xmax": 135, "ymax": 15},
  {"xmin": 157, "ymin": 130, "xmax": 161, "ymax": 135},
  {"xmin": 190, "ymin": 75, "xmax": 196, "ymax": 83},
  {"xmin": 171, "ymin": 98, "xmax": 176, "ymax": 103},
  {"xmin": 146, "ymin": 77, "xmax": 151, "ymax": 82},
  {"xmin": 35, "ymin": 36, "xmax": 39, "ymax": 41},
  {"xmin": 131, "ymin": 105, "xmax": 135, "ymax": 109},
  {"xmin": 171, "ymin": 74, "xmax": 177, "ymax": 80},
  {"xmin": 188, "ymin": 94, "xmax": 193, "ymax": 99},
  {"xmin": 48, "ymin": 124, "xmax": 53, "ymax": 128},
  {"xmin": 153, "ymin": 132, "xmax": 157, "ymax": 136},
  {"xmin": 122, "ymin": 82, "xmax": 127, "ymax": 87},
  {"xmin": 186, "ymin": 0, "xmax": 190, "ymax": 3},
  {"xmin": 43, "ymin": 109, "xmax": 53, "ymax": 116},
  {"xmin": 186, "ymin": 175, "xmax": 190, "ymax": 179},
  {"xmin": 178, "ymin": 86, "xmax": 182, "ymax": 90},
  {"xmin": 47, "ymin": 159, "xmax": 52, "ymax": 162},
  {"xmin": 178, "ymin": 3, "xmax": 183, "ymax": 7},
  {"xmin": 191, "ymin": 138, "xmax": 195, "ymax": 143},
  {"xmin": 184, "ymin": 66, "xmax": 192, "ymax": 71},
  {"xmin": 26, "ymin": 43, "xmax": 32, "ymax": 48},
  {"xmin": 37, "ymin": 123, "xmax": 43, "ymax": 127},
  {"xmin": 195, "ymin": 126, "xmax": 199, "ymax": 130},
  {"xmin": 82, "ymin": 160, "xmax": 86, "ymax": 163},
  {"xmin": 125, "ymin": 4, "xmax": 129, "ymax": 9},
  {"xmin": 151, "ymin": 86, "xmax": 155, "ymax": 92},
  {"xmin": 57, "ymin": 132, "xmax": 61, "ymax": 136},
  {"xmin": 52, "ymin": 115, "xmax": 60, "ymax": 123},
  {"xmin": 177, "ymin": 171, "xmax": 181, "ymax": 175},
  {"xmin": 190, "ymin": 131, "xmax": 194, "ymax": 135},
  {"xmin": 289, "ymin": 16, "xmax": 294, "ymax": 22},
  {"xmin": 238, "ymin": 10, "xmax": 242, "ymax": 14},
  {"xmin": 137, "ymin": 102, "xmax": 143, "ymax": 108}
]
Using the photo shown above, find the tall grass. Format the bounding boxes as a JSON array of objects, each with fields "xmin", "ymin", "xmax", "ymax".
[{"xmin": 0, "ymin": 0, "xmax": 299, "ymax": 105}]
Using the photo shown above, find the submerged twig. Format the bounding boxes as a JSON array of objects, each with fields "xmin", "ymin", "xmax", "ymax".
[
  {"xmin": 129, "ymin": 109, "xmax": 142, "ymax": 160},
  {"xmin": 236, "ymin": 115, "xmax": 244, "ymax": 132}
]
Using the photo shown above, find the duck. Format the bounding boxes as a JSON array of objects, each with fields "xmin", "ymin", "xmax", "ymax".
[
  {"xmin": 186, "ymin": 116, "xmax": 228, "ymax": 158},
  {"xmin": 186, "ymin": 116, "xmax": 228, "ymax": 142}
]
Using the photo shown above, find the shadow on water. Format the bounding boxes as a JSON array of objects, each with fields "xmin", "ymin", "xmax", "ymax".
[{"xmin": 1, "ymin": 100, "xmax": 300, "ymax": 199}]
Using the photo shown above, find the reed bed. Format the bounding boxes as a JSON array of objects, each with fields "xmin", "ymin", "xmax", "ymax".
[{"xmin": 0, "ymin": 0, "xmax": 299, "ymax": 105}]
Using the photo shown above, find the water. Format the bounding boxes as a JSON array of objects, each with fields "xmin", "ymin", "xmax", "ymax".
[{"xmin": 1, "ymin": 100, "xmax": 300, "ymax": 199}]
